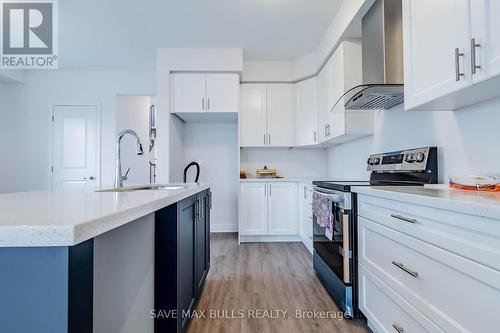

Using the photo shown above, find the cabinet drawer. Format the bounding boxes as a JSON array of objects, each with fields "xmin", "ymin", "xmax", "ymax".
[
  {"xmin": 358, "ymin": 194, "xmax": 500, "ymax": 272},
  {"xmin": 359, "ymin": 264, "xmax": 444, "ymax": 333},
  {"xmin": 359, "ymin": 217, "xmax": 500, "ymax": 333}
]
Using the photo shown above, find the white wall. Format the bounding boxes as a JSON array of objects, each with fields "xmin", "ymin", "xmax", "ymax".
[
  {"xmin": 241, "ymin": 148, "xmax": 327, "ymax": 180},
  {"xmin": 182, "ymin": 122, "xmax": 239, "ymax": 232},
  {"xmin": 326, "ymin": 97, "xmax": 500, "ymax": 183},
  {"xmin": 116, "ymin": 95, "xmax": 154, "ymax": 185},
  {"xmin": 0, "ymin": 70, "xmax": 155, "ymax": 193},
  {"xmin": 156, "ymin": 48, "xmax": 243, "ymax": 183}
]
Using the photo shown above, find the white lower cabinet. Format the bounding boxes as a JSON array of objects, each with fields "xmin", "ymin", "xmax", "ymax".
[
  {"xmin": 239, "ymin": 182, "xmax": 298, "ymax": 237},
  {"xmin": 298, "ymin": 183, "xmax": 313, "ymax": 253},
  {"xmin": 359, "ymin": 264, "xmax": 445, "ymax": 333},
  {"xmin": 239, "ymin": 182, "xmax": 267, "ymax": 235},
  {"xmin": 358, "ymin": 194, "xmax": 500, "ymax": 333},
  {"xmin": 267, "ymin": 182, "xmax": 298, "ymax": 235}
]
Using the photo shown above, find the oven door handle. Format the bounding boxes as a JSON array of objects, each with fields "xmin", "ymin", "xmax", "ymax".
[{"xmin": 313, "ymin": 187, "xmax": 345, "ymax": 203}]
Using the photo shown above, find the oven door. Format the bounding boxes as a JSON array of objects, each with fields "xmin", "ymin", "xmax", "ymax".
[{"xmin": 313, "ymin": 189, "xmax": 352, "ymax": 284}]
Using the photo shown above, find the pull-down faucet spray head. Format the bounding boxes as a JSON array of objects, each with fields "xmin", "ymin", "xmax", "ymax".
[{"xmin": 137, "ymin": 142, "xmax": 144, "ymax": 155}]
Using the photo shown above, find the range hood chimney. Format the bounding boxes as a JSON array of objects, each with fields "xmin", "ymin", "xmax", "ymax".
[{"xmin": 341, "ymin": 0, "xmax": 404, "ymax": 110}]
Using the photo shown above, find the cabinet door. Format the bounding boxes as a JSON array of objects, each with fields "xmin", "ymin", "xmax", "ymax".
[
  {"xmin": 206, "ymin": 74, "xmax": 240, "ymax": 113},
  {"xmin": 299, "ymin": 183, "xmax": 313, "ymax": 252},
  {"xmin": 317, "ymin": 60, "xmax": 332, "ymax": 142},
  {"xmin": 239, "ymin": 183, "xmax": 267, "ymax": 235},
  {"xmin": 195, "ymin": 192, "xmax": 209, "ymax": 296},
  {"xmin": 403, "ymin": 0, "xmax": 471, "ymax": 110},
  {"xmin": 295, "ymin": 78, "xmax": 318, "ymax": 146},
  {"xmin": 178, "ymin": 195, "xmax": 197, "ymax": 331},
  {"xmin": 267, "ymin": 84, "xmax": 295, "ymax": 146},
  {"xmin": 268, "ymin": 182, "xmax": 298, "ymax": 235},
  {"xmin": 240, "ymin": 84, "xmax": 267, "ymax": 147},
  {"xmin": 172, "ymin": 73, "xmax": 206, "ymax": 113},
  {"xmin": 470, "ymin": 0, "xmax": 500, "ymax": 84}
]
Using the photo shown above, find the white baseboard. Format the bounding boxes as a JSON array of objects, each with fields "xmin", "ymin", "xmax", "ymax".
[
  {"xmin": 239, "ymin": 234, "xmax": 302, "ymax": 243},
  {"xmin": 210, "ymin": 223, "xmax": 238, "ymax": 233}
]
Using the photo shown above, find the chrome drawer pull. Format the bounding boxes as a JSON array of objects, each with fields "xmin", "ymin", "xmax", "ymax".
[
  {"xmin": 392, "ymin": 323, "xmax": 405, "ymax": 333},
  {"xmin": 392, "ymin": 261, "xmax": 418, "ymax": 278},
  {"xmin": 390, "ymin": 214, "xmax": 417, "ymax": 224}
]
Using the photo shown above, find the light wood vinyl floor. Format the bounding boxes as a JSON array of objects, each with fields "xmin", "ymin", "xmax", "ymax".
[{"xmin": 187, "ymin": 233, "xmax": 370, "ymax": 333}]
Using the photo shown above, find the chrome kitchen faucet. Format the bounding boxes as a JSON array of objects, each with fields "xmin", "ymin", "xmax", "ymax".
[{"xmin": 114, "ymin": 129, "xmax": 144, "ymax": 188}]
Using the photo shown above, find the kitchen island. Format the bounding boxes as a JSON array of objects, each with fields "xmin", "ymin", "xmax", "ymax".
[{"xmin": 0, "ymin": 183, "xmax": 211, "ymax": 333}]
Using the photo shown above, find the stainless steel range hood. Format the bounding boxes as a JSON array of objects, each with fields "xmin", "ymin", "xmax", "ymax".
[{"xmin": 340, "ymin": 0, "xmax": 404, "ymax": 111}]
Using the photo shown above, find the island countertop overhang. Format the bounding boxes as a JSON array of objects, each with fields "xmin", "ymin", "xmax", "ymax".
[{"xmin": 0, "ymin": 183, "xmax": 211, "ymax": 247}]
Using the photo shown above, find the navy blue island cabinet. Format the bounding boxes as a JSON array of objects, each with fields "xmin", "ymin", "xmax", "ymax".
[
  {"xmin": 0, "ymin": 189, "xmax": 211, "ymax": 333},
  {"xmin": 155, "ymin": 189, "xmax": 211, "ymax": 333}
]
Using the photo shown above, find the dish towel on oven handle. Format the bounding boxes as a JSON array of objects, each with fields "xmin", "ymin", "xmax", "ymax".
[{"xmin": 312, "ymin": 191, "xmax": 333, "ymax": 241}]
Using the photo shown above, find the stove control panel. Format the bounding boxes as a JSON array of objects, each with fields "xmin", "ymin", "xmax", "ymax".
[{"xmin": 367, "ymin": 147, "xmax": 435, "ymax": 172}]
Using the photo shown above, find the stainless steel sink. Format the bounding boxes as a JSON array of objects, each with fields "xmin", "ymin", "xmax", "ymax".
[{"xmin": 96, "ymin": 184, "xmax": 189, "ymax": 192}]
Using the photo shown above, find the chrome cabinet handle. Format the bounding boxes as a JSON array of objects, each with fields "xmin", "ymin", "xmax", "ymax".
[
  {"xmin": 313, "ymin": 131, "xmax": 317, "ymax": 142},
  {"xmin": 455, "ymin": 48, "xmax": 465, "ymax": 81},
  {"xmin": 202, "ymin": 98, "xmax": 205, "ymax": 110},
  {"xmin": 207, "ymin": 98, "xmax": 210, "ymax": 110},
  {"xmin": 304, "ymin": 186, "xmax": 307, "ymax": 199},
  {"xmin": 268, "ymin": 134, "xmax": 271, "ymax": 145},
  {"xmin": 471, "ymin": 38, "xmax": 481, "ymax": 74},
  {"xmin": 392, "ymin": 323, "xmax": 405, "ymax": 333},
  {"xmin": 392, "ymin": 261, "xmax": 418, "ymax": 278},
  {"xmin": 390, "ymin": 214, "xmax": 417, "ymax": 224},
  {"xmin": 269, "ymin": 184, "xmax": 272, "ymax": 196}
]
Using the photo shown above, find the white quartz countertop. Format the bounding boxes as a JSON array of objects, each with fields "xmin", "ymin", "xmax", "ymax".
[
  {"xmin": 352, "ymin": 184, "xmax": 500, "ymax": 220},
  {"xmin": 0, "ymin": 183, "xmax": 210, "ymax": 247},
  {"xmin": 239, "ymin": 178, "xmax": 315, "ymax": 183}
]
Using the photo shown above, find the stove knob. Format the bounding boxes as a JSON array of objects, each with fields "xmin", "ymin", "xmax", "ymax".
[
  {"xmin": 374, "ymin": 157, "xmax": 380, "ymax": 165},
  {"xmin": 405, "ymin": 153, "xmax": 415, "ymax": 163},
  {"xmin": 415, "ymin": 152, "xmax": 425, "ymax": 163},
  {"xmin": 367, "ymin": 158, "xmax": 371, "ymax": 165}
]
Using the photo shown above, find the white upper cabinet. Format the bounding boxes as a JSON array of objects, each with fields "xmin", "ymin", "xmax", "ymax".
[
  {"xmin": 317, "ymin": 59, "xmax": 332, "ymax": 143},
  {"xmin": 267, "ymin": 182, "xmax": 298, "ymax": 235},
  {"xmin": 240, "ymin": 84, "xmax": 267, "ymax": 147},
  {"xmin": 295, "ymin": 77, "xmax": 318, "ymax": 146},
  {"xmin": 317, "ymin": 40, "xmax": 368, "ymax": 144},
  {"xmin": 206, "ymin": 74, "xmax": 240, "ymax": 112},
  {"xmin": 172, "ymin": 73, "xmax": 206, "ymax": 113},
  {"xmin": 267, "ymin": 84, "xmax": 295, "ymax": 147},
  {"xmin": 403, "ymin": 0, "xmax": 471, "ymax": 110},
  {"xmin": 403, "ymin": 0, "xmax": 500, "ymax": 110},
  {"xmin": 470, "ymin": 0, "xmax": 500, "ymax": 84},
  {"xmin": 240, "ymin": 83, "xmax": 294, "ymax": 147},
  {"xmin": 172, "ymin": 73, "xmax": 240, "ymax": 115}
]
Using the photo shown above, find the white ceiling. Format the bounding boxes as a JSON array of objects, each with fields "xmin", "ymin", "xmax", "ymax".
[{"xmin": 59, "ymin": 0, "xmax": 342, "ymax": 70}]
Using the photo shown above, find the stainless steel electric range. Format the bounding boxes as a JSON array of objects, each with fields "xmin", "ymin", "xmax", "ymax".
[{"xmin": 312, "ymin": 147, "xmax": 438, "ymax": 318}]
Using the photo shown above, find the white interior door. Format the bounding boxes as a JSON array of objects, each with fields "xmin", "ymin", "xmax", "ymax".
[
  {"xmin": 52, "ymin": 104, "xmax": 100, "ymax": 190},
  {"xmin": 240, "ymin": 84, "xmax": 267, "ymax": 147},
  {"xmin": 470, "ymin": 0, "xmax": 500, "ymax": 84},
  {"xmin": 267, "ymin": 182, "xmax": 298, "ymax": 235},
  {"xmin": 206, "ymin": 74, "xmax": 240, "ymax": 113},
  {"xmin": 266, "ymin": 84, "xmax": 294, "ymax": 146},
  {"xmin": 172, "ymin": 73, "xmax": 207, "ymax": 113},
  {"xmin": 239, "ymin": 183, "xmax": 267, "ymax": 235}
]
